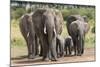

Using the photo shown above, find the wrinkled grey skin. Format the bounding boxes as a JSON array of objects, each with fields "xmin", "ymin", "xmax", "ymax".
[
  {"xmin": 64, "ymin": 36, "xmax": 73, "ymax": 56},
  {"xmin": 66, "ymin": 15, "xmax": 89, "ymax": 56},
  {"xmin": 32, "ymin": 9, "xmax": 56, "ymax": 61},
  {"xmin": 19, "ymin": 13, "xmax": 40, "ymax": 59},
  {"xmin": 56, "ymin": 35, "xmax": 65, "ymax": 58},
  {"xmin": 32, "ymin": 8, "xmax": 64, "ymax": 61}
]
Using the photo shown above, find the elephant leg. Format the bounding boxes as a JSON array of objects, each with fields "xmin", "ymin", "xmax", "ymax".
[
  {"xmin": 65, "ymin": 45, "xmax": 68, "ymax": 56},
  {"xmin": 73, "ymin": 40, "xmax": 77, "ymax": 56},
  {"xmin": 28, "ymin": 37, "xmax": 35, "ymax": 59},
  {"xmin": 56, "ymin": 40, "xmax": 59, "ymax": 58},
  {"xmin": 25, "ymin": 39, "xmax": 30, "ymax": 58},
  {"xmin": 81, "ymin": 37, "xmax": 85, "ymax": 54},
  {"xmin": 77, "ymin": 36, "xmax": 82, "ymax": 56},
  {"xmin": 50, "ymin": 37, "xmax": 57, "ymax": 61},
  {"xmin": 24, "ymin": 37, "xmax": 33, "ymax": 59},
  {"xmin": 27, "ymin": 40, "xmax": 33, "ymax": 59},
  {"xmin": 35, "ymin": 35, "xmax": 39, "ymax": 56},
  {"xmin": 68, "ymin": 45, "xmax": 71, "ymax": 55},
  {"xmin": 59, "ymin": 42, "xmax": 64, "ymax": 57},
  {"xmin": 41, "ymin": 36, "xmax": 49, "ymax": 61},
  {"xmin": 32, "ymin": 38, "xmax": 36, "ymax": 58},
  {"xmin": 39, "ymin": 42, "xmax": 43, "ymax": 56}
]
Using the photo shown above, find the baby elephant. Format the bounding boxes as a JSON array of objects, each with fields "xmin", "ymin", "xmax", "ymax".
[{"xmin": 65, "ymin": 36, "xmax": 73, "ymax": 56}]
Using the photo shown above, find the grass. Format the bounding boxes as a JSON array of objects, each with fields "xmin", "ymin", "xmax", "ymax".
[
  {"xmin": 11, "ymin": 19, "xmax": 95, "ymax": 48},
  {"xmin": 11, "ymin": 19, "xmax": 26, "ymax": 48}
]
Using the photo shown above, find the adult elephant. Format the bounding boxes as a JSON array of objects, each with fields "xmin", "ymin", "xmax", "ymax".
[
  {"xmin": 19, "ymin": 13, "xmax": 40, "ymax": 59},
  {"xmin": 66, "ymin": 15, "xmax": 89, "ymax": 56},
  {"xmin": 32, "ymin": 8, "xmax": 64, "ymax": 61},
  {"xmin": 54, "ymin": 9, "xmax": 64, "ymax": 58},
  {"xmin": 32, "ymin": 8, "xmax": 57, "ymax": 61}
]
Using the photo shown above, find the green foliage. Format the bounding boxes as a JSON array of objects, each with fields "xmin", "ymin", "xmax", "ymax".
[
  {"xmin": 61, "ymin": 8, "xmax": 79, "ymax": 20},
  {"xmin": 11, "ymin": 7, "xmax": 26, "ymax": 20},
  {"xmin": 78, "ymin": 8, "xmax": 95, "ymax": 20},
  {"xmin": 61, "ymin": 8, "xmax": 95, "ymax": 21},
  {"xmin": 91, "ymin": 26, "xmax": 95, "ymax": 33}
]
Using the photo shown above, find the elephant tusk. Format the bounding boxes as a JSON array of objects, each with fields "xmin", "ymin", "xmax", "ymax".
[
  {"xmin": 44, "ymin": 26, "xmax": 47, "ymax": 34},
  {"xmin": 27, "ymin": 32, "xmax": 30, "ymax": 37}
]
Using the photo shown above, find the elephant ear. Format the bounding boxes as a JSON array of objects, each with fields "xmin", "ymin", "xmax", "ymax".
[{"xmin": 84, "ymin": 23, "xmax": 90, "ymax": 33}]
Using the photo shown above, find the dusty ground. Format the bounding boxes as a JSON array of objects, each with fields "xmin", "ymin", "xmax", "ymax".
[{"xmin": 11, "ymin": 48, "xmax": 95, "ymax": 67}]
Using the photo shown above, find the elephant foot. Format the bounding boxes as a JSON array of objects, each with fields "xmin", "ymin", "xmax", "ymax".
[
  {"xmin": 74, "ymin": 53, "xmax": 77, "ymax": 56},
  {"xmin": 77, "ymin": 53, "xmax": 82, "ymax": 56},
  {"xmin": 42, "ymin": 57, "xmax": 49, "ymax": 61},
  {"xmin": 28, "ymin": 54, "xmax": 35, "ymax": 59},
  {"xmin": 57, "ymin": 54, "xmax": 60, "ymax": 58},
  {"xmin": 50, "ymin": 58, "xmax": 57, "ymax": 61},
  {"xmin": 51, "ymin": 59, "xmax": 57, "ymax": 61},
  {"xmin": 81, "ymin": 50, "xmax": 84, "ymax": 54},
  {"xmin": 39, "ymin": 53, "xmax": 43, "ymax": 57},
  {"xmin": 60, "ymin": 53, "xmax": 64, "ymax": 57}
]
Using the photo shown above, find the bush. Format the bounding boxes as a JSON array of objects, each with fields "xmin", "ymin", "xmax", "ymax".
[
  {"xmin": 61, "ymin": 8, "xmax": 79, "ymax": 20},
  {"xmin": 79, "ymin": 8, "xmax": 95, "ymax": 20},
  {"xmin": 91, "ymin": 26, "xmax": 95, "ymax": 33},
  {"xmin": 11, "ymin": 7, "xmax": 26, "ymax": 20},
  {"xmin": 61, "ymin": 8, "xmax": 95, "ymax": 21}
]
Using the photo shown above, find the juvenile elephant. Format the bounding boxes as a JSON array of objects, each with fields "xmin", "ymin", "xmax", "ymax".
[
  {"xmin": 66, "ymin": 15, "xmax": 89, "ymax": 56},
  {"xmin": 64, "ymin": 36, "xmax": 73, "ymax": 56},
  {"xmin": 19, "ymin": 13, "xmax": 40, "ymax": 59}
]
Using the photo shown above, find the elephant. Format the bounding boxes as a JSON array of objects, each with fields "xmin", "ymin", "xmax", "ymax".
[
  {"xmin": 54, "ymin": 9, "xmax": 64, "ymax": 58},
  {"xmin": 64, "ymin": 36, "xmax": 73, "ymax": 56},
  {"xmin": 19, "ymin": 13, "xmax": 40, "ymax": 59},
  {"xmin": 32, "ymin": 8, "xmax": 64, "ymax": 61},
  {"xmin": 66, "ymin": 15, "xmax": 89, "ymax": 56},
  {"xmin": 32, "ymin": 8, "xmax": 57, "ymax": 61}
]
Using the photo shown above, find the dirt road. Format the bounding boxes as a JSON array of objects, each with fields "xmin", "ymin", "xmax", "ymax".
[{"xmin": 11, "ymin": 48, "xmax": 95, "ymax": 66}]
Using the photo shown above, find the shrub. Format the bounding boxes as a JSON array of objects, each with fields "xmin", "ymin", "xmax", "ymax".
[{"xmin": 11, "ymin": 7, "xmax": 26, "ymax": 20}]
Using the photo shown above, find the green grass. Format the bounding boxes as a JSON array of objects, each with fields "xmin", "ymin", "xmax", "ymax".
[{"xmin": 11, "ymin": 19, "xmax": 95, "ymax": 48}]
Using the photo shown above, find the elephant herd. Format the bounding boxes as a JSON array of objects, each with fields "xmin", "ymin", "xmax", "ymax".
[{"xmin": 19, "ymin": 8, "xmax": 89, "ymax": 61}]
